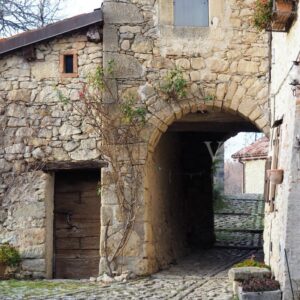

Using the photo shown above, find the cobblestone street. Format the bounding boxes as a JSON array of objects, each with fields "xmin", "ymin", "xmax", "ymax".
[
  {"xmin": 0, "ymin": 248, "xmax": 260, "ymax": 300},
  {"xmin": 0, "ymin": 195, "xmax": 264, "ymax": 299}
]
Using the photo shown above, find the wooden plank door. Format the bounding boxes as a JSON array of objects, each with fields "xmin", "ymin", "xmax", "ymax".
[{"xmin": 54, "ymin": 170, "xmax": 100, "ymax": 279}]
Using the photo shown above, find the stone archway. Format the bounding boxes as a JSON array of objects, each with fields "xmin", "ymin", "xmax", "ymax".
[
  {"xmin": 142, "ymin": 100, "xmax": 269, "ymax": 274},
  {"xmin": 99, "ymin": 99, "xmax": 269, "ymax": 276}
]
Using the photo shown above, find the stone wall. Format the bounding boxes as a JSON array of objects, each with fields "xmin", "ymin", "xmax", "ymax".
[
  {"xmin": 0, "ymin": 0, "xmax": 271, "ymax": 278},
  {"xmin": 100, "ymin": 0, "xmax": 270, "ymax": 275},
  {"xmin": 146, "ymin": 133, "xmax": 186, "ymax": 271},
  {"xmin": 0, "ymin": 29, "xmax": 103, "ymax": 278},
  {"xmin": 264, "ymin": 4, "xmax": 300, "ymax": 298}
]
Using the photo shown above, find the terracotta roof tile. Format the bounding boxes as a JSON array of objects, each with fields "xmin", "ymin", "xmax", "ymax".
[{"xmin": 232, "ymin": 136, "xmax": 269, "ymax": 160}]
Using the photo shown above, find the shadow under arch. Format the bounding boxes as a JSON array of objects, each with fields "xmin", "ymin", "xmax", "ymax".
[{"xmin": 143, "ymin": 101, "xmax": 267, "ymax": 273}]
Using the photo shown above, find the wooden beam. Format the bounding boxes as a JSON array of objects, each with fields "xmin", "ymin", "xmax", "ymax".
[
  {"xmin": 168, "ymin": 121, "xmax": 258, "ymax": 133},
  {"xmin": 29, "ymin": 160, "xmax": 108, "ymax": 172}
]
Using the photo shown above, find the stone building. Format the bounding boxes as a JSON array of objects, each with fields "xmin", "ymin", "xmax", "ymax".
[
  {"xmin": 263, "ymin": 2, "xmax": 300, "ymax": 299},
  {"xmin": 232, "ymin": 136, "xmax": 268, "ymax": 194},
  {"xmin": 0, "ymin": 0, "xmax": 271, "ymax": 283}
]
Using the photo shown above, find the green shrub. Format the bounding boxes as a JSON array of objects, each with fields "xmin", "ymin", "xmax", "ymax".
[
  {"xmin": 253, "ymin": 0, "xmax": 273, "ymax": 31},
  {"xmin": 0, "ymin": 244, "xmax": 21, "ymax": 267},
  {"xmin": 160, "ymin": 68, "xmax": 187, "ymax": 100},
  {"xmin": 234, "ymin": 258, "xmax": 270, "ymax": 269}
]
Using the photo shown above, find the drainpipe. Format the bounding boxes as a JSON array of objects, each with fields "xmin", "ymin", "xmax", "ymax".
[{"xmin": 238, "ymin": 159, "xmax": 245, "ymax": 194}]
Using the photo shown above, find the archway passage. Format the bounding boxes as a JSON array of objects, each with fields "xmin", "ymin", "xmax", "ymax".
[{"xmin": 146, "ymin": 110, "xmax": 261, "ymax": 270}]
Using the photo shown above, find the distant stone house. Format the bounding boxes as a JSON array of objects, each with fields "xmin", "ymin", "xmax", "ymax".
[
  {"xmin": 232, "ymin": 137, "xmax": 269, "ymax": 194},
  {"xmin": 0, "ymin": 0, "xmax": 273, "ymax": 282}
]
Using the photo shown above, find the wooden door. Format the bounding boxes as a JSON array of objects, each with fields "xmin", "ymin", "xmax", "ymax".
[{"xmin": 54, "ymin": 170, "xmax": 100, "ymax": 279}]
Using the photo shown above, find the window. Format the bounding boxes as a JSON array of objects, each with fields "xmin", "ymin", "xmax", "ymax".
[
  {"xmin": 64, "ymin": 55, "xmax": 74, "ymax": 73},
  {"xmin": 60, "ymin": 51, "xmax": 78, "ymax": 78},
  {"xmin": 174, "ymin": 0, "xmax": 209, "ymax": 27}
]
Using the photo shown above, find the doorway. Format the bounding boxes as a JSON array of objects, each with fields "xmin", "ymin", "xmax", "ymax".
[{"xmin": 53, "ymin": 170, "xmax": 100, "ymax": 279}]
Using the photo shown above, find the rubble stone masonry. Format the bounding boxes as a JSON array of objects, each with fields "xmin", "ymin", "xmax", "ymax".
[{"xmin": 0, "ymin": 0, "xmax": 270, "ymax": 278}]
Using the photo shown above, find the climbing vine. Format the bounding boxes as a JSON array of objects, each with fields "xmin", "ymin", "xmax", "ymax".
[
  {"xmin": 57, "ymin": 61, "xmax": 147, "ymax": 277},
  {"xmin": 56, "ymin": 62, "xmax": 214, "ymax": 277},
  {"xmin": 160, "ymin": 68, "xmax": 188, "ymax": 100}
]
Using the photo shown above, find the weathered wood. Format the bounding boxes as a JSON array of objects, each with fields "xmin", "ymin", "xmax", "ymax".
[
  {"xmin": 29, "ymin": 160, "xmax": 108, "ymax": 172},
  {"xmin": 54, "ymin": 170, "xmax": 100, "ymax": 279},
  {"xmin": 55, "ymin": 258, "xmax": 99, "ymax": 279},
  {"xmin": 168, "ymin": 121, "xmax": 258, "ymax": 133},
  {"xmin": 56, "ymin": 249, "xmax": 99, "ymax": 259}
]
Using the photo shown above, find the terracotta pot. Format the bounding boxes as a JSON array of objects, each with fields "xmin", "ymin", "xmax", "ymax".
[
  {"xmin": 276, "ymin": 0, "xmax": 293, "ymax": 12},
  {"xmin": 267, "ymin": 169, "xmax": 284, "ymax": 184},
  {"xmin": 0, "ymin": 263, "xmax": 6, "ymax": 279}
]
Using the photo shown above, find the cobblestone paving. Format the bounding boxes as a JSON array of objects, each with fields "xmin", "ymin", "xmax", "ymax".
[
  {"xmin": 214, "ymin": 195, "xmax": 264, "ymax": 248},
  {"xmin": 0, "ymin": 195, "xmax": 264, "ymax": 300},
  {"xmin": 0, "ymin": 248, "xmax": 259, "ymax": 300}
]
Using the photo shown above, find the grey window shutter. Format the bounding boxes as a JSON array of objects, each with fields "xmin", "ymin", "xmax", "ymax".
[{"xmin": 174, "ymin": 0, "xmax": 209, "ymax": 27}]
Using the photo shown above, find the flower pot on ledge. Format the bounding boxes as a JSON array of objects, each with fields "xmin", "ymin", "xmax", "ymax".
[
  {"xmin": 267, "ymin": 169, "xmax": 284, "ymax": 185},
  {"xmin": 271, "ymin": 0, "xmax": 297, "ymax": 32},
  {"xmin": 276, "ymin": 0, "xmax": 294, "ymax": 12}
]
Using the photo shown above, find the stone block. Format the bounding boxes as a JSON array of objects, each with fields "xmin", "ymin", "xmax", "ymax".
[
  {"xmin": 22, "ymin": 259, "xmax": 46, "ymax": 272},
  {"xmin": 5, "ymin": 144, "xmax": 25, "ymax": 154},
  {"xmin": 121, "ymin": 40, "xmax": 131, "ymax": 51},
  {"xmin": 176, "ymin": 58, "xmax": 190, "ymax": 70},
  {"xmin": 190, "ymin": 71, "xmax": 201, "ymax": 82},
  {"xmin": 70, "ymin": 148, "xmax": 100, "ymax": 161},
  {"xmin": 103, "ymin": 25, "xmax": 119, "ymax": 52},
  {"xmin": 104, "ymin": 53, "xmax": 143, "ymax": 79},
  {"xmin": 20, "ymin": 245, "xmax": 45, "ymax": 259},
  {"xmin": 0, "ymin": 159, "xmax": 12, "ymax": 172},
  {"xmin": 120, "ymin": 26, "xmax": 141, "ymax": 34},
  {"xmin": 13, "ymin": 203, "xmax": 45, "ymax": 219},
  {"xmin": 206, "ymin": 58, "xmax": 229, "ymax": 73},
  {"xmin": 7, "ymin": 90, "xmax": 31, "ymax": 102},
  {"xmin": 132, "ymin": 37, "xmax": 153, "ymax": 53},
  {"xmin": 103, "ymin": 2, "xmax": 144, "ymax": 24},
  {"xmin": 228, "ymin": 267, "xmax": 271, "ymax": 281},
  {"xmin": 6, "ymin": 104, "xmax": 26, "ymax": 118},
  {"xmin": 238, "ymin": 60, "xmax": 259, "ymax": 74},
  {"xmin": 32, "ymin": 62, "xmax": 58, "ymax": 80},
  {"xmin": 59, "ymin": 124, "xmax": 82, "ymax": 137},
  {"xmin": 191, "ymin": 58, "xmax": 205, "ymax": 70}
]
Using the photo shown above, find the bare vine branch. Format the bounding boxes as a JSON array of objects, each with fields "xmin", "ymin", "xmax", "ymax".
[{"xmin": 0, "ymin": 0, "xmax": 64, "ymax": 37}]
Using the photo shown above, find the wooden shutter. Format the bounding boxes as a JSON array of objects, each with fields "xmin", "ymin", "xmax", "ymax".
[
  {"xmin": 174, "ymin": 0, "xmax": 209, "ymax": 27},
  {"xmin": 264, "ymin": 157, "xmax": 272, "ymax": 203}
]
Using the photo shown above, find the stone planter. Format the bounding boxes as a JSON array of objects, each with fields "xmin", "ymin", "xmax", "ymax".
[
  {"xmin": 238, "ymin": 286, "xmax": 282, "ymax": 300},
  {"xmin": 267, "ymin": 169, "xmax": 284, "ymax": 185},
  {"xmin": 228, "ymin": 267, "xmax": 272, "ymax": 296}
]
